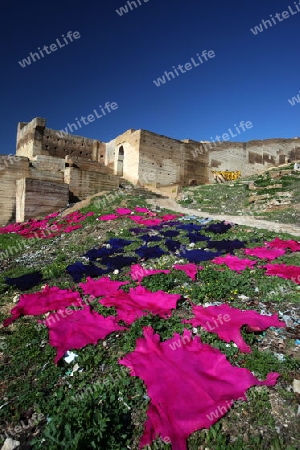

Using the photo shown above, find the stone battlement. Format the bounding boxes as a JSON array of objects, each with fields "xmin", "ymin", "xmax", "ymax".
[{"xmin": 0, "ymin": 117, "xmax": 299, "ymax": 226}]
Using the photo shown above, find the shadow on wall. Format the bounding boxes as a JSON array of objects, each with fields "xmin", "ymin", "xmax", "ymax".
[
  {"xmin": 116, "ymin": 146, "xmax": 124, "ymax": 176},
  {"xmin": 69, "ymin": 191, "xmax": 80, "ymax": 203}
]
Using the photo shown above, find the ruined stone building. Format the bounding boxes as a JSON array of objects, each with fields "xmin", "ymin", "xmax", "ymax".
[{"xmin": 0, "ymin": 116, "xmax": 299, "ymax": 226}]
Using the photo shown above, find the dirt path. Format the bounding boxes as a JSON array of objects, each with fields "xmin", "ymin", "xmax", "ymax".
[{"xmin": 148, "ymin": 198, "xmax": 300, "ymax": 237}]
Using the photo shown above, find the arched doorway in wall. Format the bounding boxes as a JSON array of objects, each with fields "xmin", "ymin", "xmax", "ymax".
[{"xmin": 116, "ymin": 146, "xmax": 124, "ymax": 176}]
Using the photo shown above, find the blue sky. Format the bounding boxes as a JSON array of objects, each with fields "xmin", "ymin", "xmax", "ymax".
[{"xmin": 1, "ymin": 0, "xmax": 300, "ymax": 155}]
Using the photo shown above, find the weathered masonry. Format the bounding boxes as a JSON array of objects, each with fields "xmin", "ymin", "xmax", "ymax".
[{"xmin": 0, "ymin": 116, "xmax": 299, "ymax": 226}]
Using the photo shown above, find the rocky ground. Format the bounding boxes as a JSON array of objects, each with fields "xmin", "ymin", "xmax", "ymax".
[{"xmin": 176, "ymin": 165, "xmax": 300, "ymax": 231}]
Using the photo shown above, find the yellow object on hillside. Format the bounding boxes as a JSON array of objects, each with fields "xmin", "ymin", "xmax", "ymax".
[{"xmin": 211, "ymin": 170, "xmax": 241, "ymax": 182}]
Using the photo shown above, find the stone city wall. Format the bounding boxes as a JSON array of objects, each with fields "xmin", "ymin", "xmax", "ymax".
[
  {"xmin": 16, "ymin": 117, "xmax": 105, "ymax": 162},
  {"xmin": 138, "ymin": 130, "xmax": 185, "ymax": 186},
  {"xmin": 0, "ymin": 157, "xmax": 29, "ymax": 226},
  {"xmin": 16, "ymin": 178, "xmax": 69, "ymax": 222}
]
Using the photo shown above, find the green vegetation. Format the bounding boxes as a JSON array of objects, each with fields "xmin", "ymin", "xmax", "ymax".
[
  {"xmin": 0, "ymin": 190, "xmax": 299, "ymax": 449},
  {"xmin": 178, "ymin": 169, "xmax": 300, "ymax": 225}
]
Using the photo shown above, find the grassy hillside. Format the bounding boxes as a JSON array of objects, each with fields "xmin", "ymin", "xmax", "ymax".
[
  {"xmin": 0, "ymin": 190, "xmax": 299, "ymax": 450},
  {"xmin": 178, "ymin": 166, "xmax": 300, "ymax": 225}
]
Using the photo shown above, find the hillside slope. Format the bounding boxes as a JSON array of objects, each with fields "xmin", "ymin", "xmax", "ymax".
[
  {"xmin": 0, "ymin": 190, "xmax": 299, "ymax": 450},
  {"xmin": 177, "ymin": 164, "xmax": 300, "ymax": 227}
]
